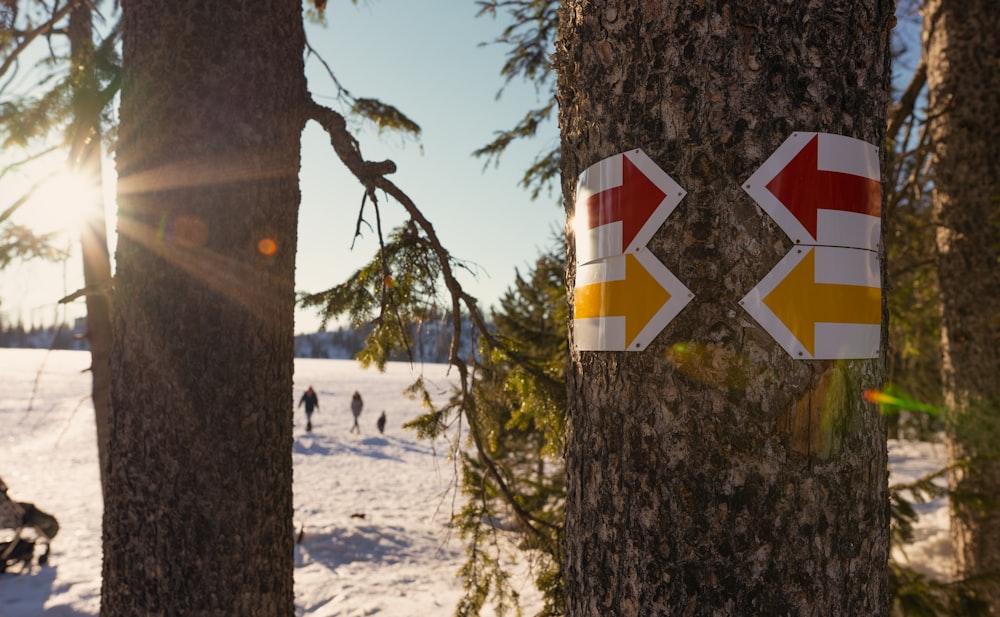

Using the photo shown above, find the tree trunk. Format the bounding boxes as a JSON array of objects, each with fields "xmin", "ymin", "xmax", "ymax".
[
  {"xmin": 925, "ymin": 0, "xmax": 1000, "ymax": 610},
  {"xmin": 102, "ymin": 2, "xmax": 306, "ymax": 615},
  {"xmin": 555, "ymin": 2, "xmax": 893, "ymax": 615},
  {"xmin": 68, "ymin": 0, "xmax": 113, "ymax": 505}
]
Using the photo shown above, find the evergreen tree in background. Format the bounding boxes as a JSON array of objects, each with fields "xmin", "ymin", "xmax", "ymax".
[
  {"xmin": 449, "ymin": 245, "xmax": 568, "ymax": 616},
  {"xmin": 883, "ymin": 4, "xmax": 942, "ymax": 439},
  {"xmin": 1, "ymin": 4, "xmax": 118, "ymax": 478},
  {"xmin": 4, "ymin": 1, "xmax": 997, "ymax": 614}
]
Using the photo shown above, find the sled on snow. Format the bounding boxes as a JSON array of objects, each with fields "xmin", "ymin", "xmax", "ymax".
[{"xmin": 1, "ymin": 476, "xmax": 59, "ymax": 574}]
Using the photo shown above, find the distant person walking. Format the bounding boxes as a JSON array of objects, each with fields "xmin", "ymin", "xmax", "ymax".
[
  {"xmin": 349, "ymin": 391, "xmax": 363, "ymax": 434},
  {"xmin": 298, "ymin": 386, "xmax": 319, "ymax": 432},
  {"xmin": 376, "ymin": 411, "xmax": 386, "ymax": 435}
]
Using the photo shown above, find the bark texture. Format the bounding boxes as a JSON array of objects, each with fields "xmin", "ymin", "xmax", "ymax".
[
  {"xmin": 102, "ymin": 3, "xmax": 306, "ymax": 615},
  {"xmin": 556, "ymin": 1, "xmax": 893, "ymax": 615},
  {"xmin": 925, "ymin": 0, "xmax": 1000, "ymax": 610}
]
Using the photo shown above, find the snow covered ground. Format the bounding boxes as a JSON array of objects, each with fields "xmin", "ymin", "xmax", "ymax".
[
  {"xmin": 0, "ymin": 349, "xmax": 950, "ymax": 615},
  {"xmin": 887, "ymin": 437, "xmax": 952, "ymax": 581}
]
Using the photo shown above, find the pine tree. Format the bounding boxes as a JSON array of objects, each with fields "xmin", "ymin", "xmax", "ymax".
[
  {"xmin": 101, "ymin": 2, "xmax": 306, "ymax": 613},
  {"xmin": 450, "ymin": 246, "xmax": 568, "ymax": 616}
]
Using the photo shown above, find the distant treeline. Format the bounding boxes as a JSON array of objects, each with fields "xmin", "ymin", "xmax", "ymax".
[
  {"xmin": 0, "ymin": 318, "xmax": 478, "ymax": 364},
  {"xmin": 0, "ymin": 321, "xmax": 88, "ymax": 350},
  {"xmin": 294, "ymin": 318, "xmax": 480, "ymax": 364}
]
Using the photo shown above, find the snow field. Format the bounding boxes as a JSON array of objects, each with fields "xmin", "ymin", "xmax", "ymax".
[{"xmin": 0, "ymin": 350, "xmax": 949, "ymax": 615}]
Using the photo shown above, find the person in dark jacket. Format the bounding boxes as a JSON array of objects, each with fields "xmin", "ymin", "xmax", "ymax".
[
  {"xmin": 298, "ymin": 386, "xmax": 319, "ymax": 432},
  {"xmin": 349, "ymin": 391, "xmax": 363, "ymax": 434}
]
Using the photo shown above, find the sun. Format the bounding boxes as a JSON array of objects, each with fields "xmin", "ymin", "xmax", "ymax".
[{"xmin": 15, "ymin": 169, "xmax": 104, "ymax": 237}]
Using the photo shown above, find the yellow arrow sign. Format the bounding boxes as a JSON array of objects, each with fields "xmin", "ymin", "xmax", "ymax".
[
  {"xmin": 762, "ymin": 248, "xmax": 880, "ymax": 356},
  {"xmin": 575, "ymin": 253, "xmax": 673, "ymax": 348}
]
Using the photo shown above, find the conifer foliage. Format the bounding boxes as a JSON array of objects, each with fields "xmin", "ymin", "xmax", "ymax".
[
  {"xmin": 404, "ymin": 246, "xmax": 567, "ymax": 617},
  {"xmin": 448, "ymin": 246, "xmax": 567, "ymax": 617}
]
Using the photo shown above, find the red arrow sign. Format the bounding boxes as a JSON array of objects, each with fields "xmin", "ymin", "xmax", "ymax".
[
  {"xmin": 743, "ymin": 132, "xmax": 881, "ymax": 250},
  {"xmin": 767, "ymin": 135, "xmax": 882, "ymax": 238},
  {"xmin": 583, "ymin": 154, "xmax": 667, "ymax": 252},
  {"xmin": 764, "ymin": 134, "xmax": 881, "ymax": 240}
]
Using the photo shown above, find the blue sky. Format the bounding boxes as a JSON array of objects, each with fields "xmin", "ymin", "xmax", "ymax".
[
  {"xmin": 0, "ymin": 1, "xmax": 563, "ymax": 333},
  {"xmin": 2, "ymin": 1, "xmax": 923, "ymax": 334},
  {"xmin": 294, "ymin": 1, "xmax": 562, "ymax": 332}
]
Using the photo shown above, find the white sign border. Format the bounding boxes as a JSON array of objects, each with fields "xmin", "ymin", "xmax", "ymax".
[
  {"xmin": 741, "ymin": 246, "xmax": 881, "ymax": 360},
  {"xmin": 742, "ymin": 131, "xmax": 881, "ymax": 249},
  {"xmin": 626, "ymin": 248, "xmax": 694, "ymax": 351},
  {"xmin": 621, "ymin": 149, "xmax": 687, "ymax": 253}
]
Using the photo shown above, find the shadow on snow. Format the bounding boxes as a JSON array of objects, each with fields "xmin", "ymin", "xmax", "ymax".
[
  {"xmin": 293, "ymin": 433, "xmax": 437, "ymax": 462},
  {"xmin": 0, "ymin": 565, "xmax": 95, "ymax": 617}
]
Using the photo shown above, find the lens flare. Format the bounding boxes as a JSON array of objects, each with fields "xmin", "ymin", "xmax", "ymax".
[
  {"xmin": 863, "ymin": 388, "xmax": 940, "ymax": 417},
  {"xmin": 174, "ymin": 216, "xmax": 208, "ymax": 247},
  {"xmin": 15, "ymin": 169, "xmax": 101, "ymax": 236},
  {"xmin": 156, "ymin": 214, "xmax": 208, "ymax": 247},
  {"xmin": 257, "ymin": 237, "xmax": 278, "ymax": 256}
]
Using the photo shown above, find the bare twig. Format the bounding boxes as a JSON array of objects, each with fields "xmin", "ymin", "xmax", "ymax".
[
  {"xmin": 888, "ymin": 60, "xmax": 927, "ymax": 140},
  {"xmin": 0, "ymin": 0, "xmax": 84, "ymax": 82},
  {"xmin": 307, "ymin": 97, "xmax": 561, "ymax": 382},
  {"xmin": 304, "ymin": 37, "xmax": 353, "ymax": 104}
]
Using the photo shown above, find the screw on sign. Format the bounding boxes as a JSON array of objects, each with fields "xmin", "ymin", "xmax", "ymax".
[
  {"xmin": 572, "ymin": 150, "xmax": 692, "ymax": 352},
  {"xmin": 742, "ymin": 246, "xmax": 880, "ymax": 359},
  {"xmin": 741, "ymin": 132, "xmax": 883, "ymax": 360}
]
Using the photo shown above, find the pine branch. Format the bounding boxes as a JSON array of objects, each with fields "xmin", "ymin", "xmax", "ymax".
[
  {"xmin": 308, "ymin": 94, "xmax": 567, "ymax": 613},
  {"xmin": 0, "ymin": 0, "xmax": 83, "ymax": 82}
]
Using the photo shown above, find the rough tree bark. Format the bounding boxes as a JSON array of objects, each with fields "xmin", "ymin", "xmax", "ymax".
[
  {"xmin": 924, "ymin": 0, "xmax": 1000, "ymax": 610},
  {"xmin": 102, "ymin": 2, "xmax": 306, "ymax": 615},
  {"xmin": 555, "ymin": 1, "xmax": 893, "ymax": 615}
]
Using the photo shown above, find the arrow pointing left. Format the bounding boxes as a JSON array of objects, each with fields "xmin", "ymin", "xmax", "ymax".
[
  {"xmin": 742, "ymin": 132, "xmax": 881, "ymax": 251},
  {"xmin": 741, "ymin": 246, "xmax": 880, "ymax": 359},
  {"xmin": 742, "ymin": 131, "xmax": 883, "ymax": 360},
  {"xmin": 764, "ymin": 134, "xmax": 881, "ymax": 241}
]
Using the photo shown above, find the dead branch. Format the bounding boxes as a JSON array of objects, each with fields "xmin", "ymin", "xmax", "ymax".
[
  {"xmin": 0, "ymin": 0, "xmax": 85, "ymax": 82},
  {"xmin": 307, "ymin": 97, "xmax": 561, "ymax": 389},
  {"xmin": 306, "ymin": 95, "xmax": 564, "ymax": 549},
  {"xmin": 888, "ymin": 60, "xmax": 926, "ymax": 141}
]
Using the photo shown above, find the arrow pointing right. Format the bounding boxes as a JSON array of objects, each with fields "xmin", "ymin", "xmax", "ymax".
[
  {"xmin": 576, "ymin": 149, "xmax": 686, "ymax": 261},
  {"xmin": 575, "ymin": 252, "xmax": 673, "ymax": 348},
  {"xmin": 583, "ymin": 154, "xmax": 666, "ymax": 253},
  {"xmin": 574, "ymin": 249, "xmax": 692, "ymax": 351}
]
